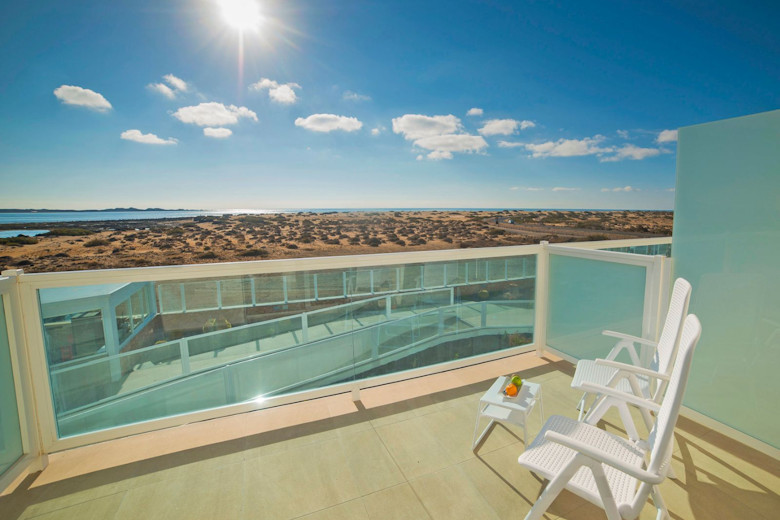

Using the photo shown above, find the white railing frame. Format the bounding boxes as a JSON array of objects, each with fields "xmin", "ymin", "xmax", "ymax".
[
  {"xmin": 0, "ymin": 274, "xmax": 48, "ymax": 492},
  {"xmin": 1, "ymin": 239, "xmax": 679, "ymax": 458},
  {"xmin": 545, "ymin": 244, "xmax": 670, "ymax": 365}
]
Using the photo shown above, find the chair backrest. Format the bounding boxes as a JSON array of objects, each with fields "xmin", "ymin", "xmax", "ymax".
[
  {"xmin": 626, "ymin": 314, "xmax": 701, "ymax": 519},
  {"xmin": 647, "ymin": 314, "xmax": 701, "ymax": 475},
  {"xmin": 653, "ymin": 278, "xmax": 692, "ymax": 376}
]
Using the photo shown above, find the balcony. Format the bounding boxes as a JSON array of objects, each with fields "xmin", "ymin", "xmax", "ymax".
[
  {"xmin": 1, "ymin": 111, "xmax": 778, "ymax": 520},
  {"xmin": 1, "ymin": 351, "xmax": 777, "ymax": 520}
]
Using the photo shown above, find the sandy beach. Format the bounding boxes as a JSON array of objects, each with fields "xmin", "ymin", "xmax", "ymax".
[{"xmin": 0, "ymin": 210, "xmax": 672, "ymax": 273}]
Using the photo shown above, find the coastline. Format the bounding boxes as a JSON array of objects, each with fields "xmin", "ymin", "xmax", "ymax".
[{"xmin": 0, "ymin": 210, "xmax": 673, "ymax": 273}]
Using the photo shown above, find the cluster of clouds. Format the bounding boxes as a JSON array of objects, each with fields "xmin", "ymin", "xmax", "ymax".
[
  {"xmin": 249, "ymin": 78, "xmax": 301, "ymax": 105},
  {"xmin": 52, "ymin": 82, "xmax": 679, "ymax": 172},
  {"xmin": 498, "ymin": 133, "xmax": 673, "ymax": 162},
  {"xmin": 147, "ymin": 74, "xmax": 189, "ymax": 99},
  {"xmin": 509, "ymin": 185, "xmax": 649, "ymax": 193}
]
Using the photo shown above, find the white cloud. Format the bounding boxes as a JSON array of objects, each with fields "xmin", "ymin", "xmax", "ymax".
[
  {"xmin": 525, "ymin": 187, "xmax": 544, "ymax": 191},
  {"xmin": 371, "ymin": 126, "xmax": 385, "ymax": 136},
  {"xmin": 294, "ymin": 114, "xmax": 363, "ymax": 133},
  {"xmin": 173, "ymin": 102, "xmax": 257, "ymax": 126},
  {"xmin": 249, "ymin": 78, "xmax": 301, "ymax": 104},
  {"xmin": 601, "ymin": 144, "xmax": 663, "ymax": 162},
  {"xmin": 466, "ymin": 107, "xmax": 483, "ymax": 116},
  {"xmin": 392, "ymin": 114, "xmax": 461, "ymax": 140},
  {"xmin": 203, "ymin": 127, "xmax": 232, "ymax": 138},
  {"xmin": 148, "ymin": 74, "xmax": 189, "ymax": 99},
  {"xmin": 393, "ymin": 114, "xmax": 489, "ymax": 160},
  {"xmin": 343, "ymin": 90, "xmax": 371, "ymax": 102},
  {"xmin": 416, "ymin": 154, "xmax": 424, "ymax": 161},
  {"xmin": 148, "ymin": 83, "xmax": 176, "ymax": 99},
  {"xmin": 523, "ymin": 135, "xmax": 611, "ymax": 158},
  {"xmin": 657, "ymin": 129, "xmax": 678, "ymax": 143},
  {"xmin": 479, "ymin": 119, "xmax": 521, "ymax": 136},
  {"xmin": 509, "ymin": 186, "xmax": 520, "ymax": 190},
  {"xmin": 666, "ymin": 187, "xmax": 676, "ymax": 192},
  {"xmin": 519, "ymin": 120, "xmax": 536, "ymax": 130},
  {"xmin": 601, "ymin": 186, "xmax": 639, "ymax": 192},
  {"xmin": 552, "ymin": 187, "xmax": 580, "ymax": 192},
  {"xmin": 497, "ymin": 140, "xmax": 525, "ymax": 148},
  {"xmin": 163, "ymin": 74, "xmax": 188, "ymax": 92},
  {"xmin": 617, "ymin": 129, "xmax": 629, "ymax": 139},
  {"xmin": 413, "ymin": 134, "xmax": 488, "ymax": 160},
  {"xmin": 120, "ymin": 129, "xmax": 177, "ymax": 145},
  {"xmin": 53, "ymin": 85, "xmax": 112, "ymax": 112}
]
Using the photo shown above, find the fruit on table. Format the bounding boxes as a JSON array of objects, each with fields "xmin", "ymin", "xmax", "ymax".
[
  {"xmin": 504, "ymin": 383, "xmax": 518, "ymax": 397},
  {"xmin": 510, "ymin": 374, "xmax": 523, "ymax": 387}
]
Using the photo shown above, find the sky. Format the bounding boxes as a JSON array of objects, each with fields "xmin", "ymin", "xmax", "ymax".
[{"xmin": 0, "ymin": 0, "xmax": 778, "ymax": 211}]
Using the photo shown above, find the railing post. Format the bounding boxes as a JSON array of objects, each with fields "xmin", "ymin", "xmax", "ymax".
[
  {"xmin": 179, "ymin": 283, "xmax": 186, "ymax": 313},
  {"xmin": 313, "ymin": 274, "xmax": 319, "ymax": 301},
  {"xmin": 301, "ymin": 312, "xmax": 309, "ymax": 342},
  {"xmin": 216, "ymin": 280, "xmax": 222, "ymax": 309},
  {"xmin": 534, "ymin": 242, "xmax": 550, "ymax": 356},
  {"xmin": 180, "ymin": 338, "xmax": 191, "ymax": 375},
  {"xmin": 481, "ymin": 302, "xmax": 487, "ymax": 328},
  {"xmin": 438, "ymin": 308, "xmax": 444, "ymax": 335},
  {"xmin": 385, "ymin": 296, "xmax": 392, "ymax": 319}
]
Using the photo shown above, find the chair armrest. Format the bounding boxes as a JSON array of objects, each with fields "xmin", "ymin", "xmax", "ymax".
[
  {"xmin": 579, "ymin": 382, "xmax": 661, "ymax": 412},
  {"xmin": 594, "ymin": 359, "xmax": 670, "ymax": 381},
  {"xmin": 544, "ymin": 431, "xmax": 665, "ymax": 485},
  {"xmin": 602, "ymin": 330, "xmax": 658, "ymax": 348}
]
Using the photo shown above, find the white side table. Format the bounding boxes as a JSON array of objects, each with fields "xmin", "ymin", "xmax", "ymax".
[{"xmin": 472, "ymin": 376, "xmax": 543, "ymax": 449}]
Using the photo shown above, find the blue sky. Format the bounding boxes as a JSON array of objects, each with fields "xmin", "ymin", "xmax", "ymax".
[{"xmin": 1, "ymin": 0, "xmax": 777, "ymax": 210}]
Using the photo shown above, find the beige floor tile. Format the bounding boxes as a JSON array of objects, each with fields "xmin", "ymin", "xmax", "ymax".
[
  {"xmin": 361, "ymin": 483, "xmax": 432, "ymax": 520},
  {"xmin": 409, "ymin": 465, "xmax": 501, "ymax": 520},
  {"xmin": 243, "ymin": 436, "xmax": 363, "ymax": 519},
  {"xmin": 21, "ymin": 492, "xmax": 125, "ymax": 520},
  {"xmin": 667, "ymin": 433, "xmax": 780, "ymax": 519},
  {"xmin": 463, "ymin": 443, "xmax": 573, "ymax": 519},
  {"xmin": 295, "ymin": 498, "xmax": 369, "ymax": 520},
  {"xmin": 19, "ymin": 466, "xmax": 136, "ymax": 519},
  {"xmin": 113, "ymin": 461, "xmax": 244, "ymax": 520},
  {"xmin": 374, "ymin": 416, "xmax": 455, "ymax": 480},
  {"xmin": 336, "ymin": 429, "xmax": 406, "ymax": 495}
]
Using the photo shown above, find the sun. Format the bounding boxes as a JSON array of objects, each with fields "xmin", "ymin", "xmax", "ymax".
[{"xmin": 217, "ymin": 0, "xmax": 262, "ymax": 32}]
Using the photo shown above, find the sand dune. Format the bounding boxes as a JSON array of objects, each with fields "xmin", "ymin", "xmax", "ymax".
[{"xmin": 0, "ymin": 210, "xmax": 672, "ymax": 273}]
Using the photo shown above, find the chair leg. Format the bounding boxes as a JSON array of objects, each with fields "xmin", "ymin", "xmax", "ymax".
[
  {"xmin": 524, "ymin": 457, "xmax": 581, "ymax": 520},
  {"xmin": 650, "ymin": 485, "xmax": 670, "ymax": 520}
]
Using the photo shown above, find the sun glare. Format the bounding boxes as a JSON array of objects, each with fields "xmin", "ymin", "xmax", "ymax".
[{"xmin": 218, "ymin": 0, "xmax": 262, "ymax": 32}]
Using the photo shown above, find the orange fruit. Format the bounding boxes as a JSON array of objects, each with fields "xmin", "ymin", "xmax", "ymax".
[{"xmin": 505, "ymin": 383, "xmax": 518, "ymax": 397}]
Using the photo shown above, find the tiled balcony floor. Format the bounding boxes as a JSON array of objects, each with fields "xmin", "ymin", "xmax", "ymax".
[{"xmin": 2, "ymin": 353, "xmax": 778, "ymax": 520}]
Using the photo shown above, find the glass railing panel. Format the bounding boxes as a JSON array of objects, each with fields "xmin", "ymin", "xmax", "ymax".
[
  {"xmin": 285, "ymin": 273, "xmax": 314, "ymax": 302},
  {"xmin": 314, "ymin": 271, "xmax": 345, "ymax": 299},
  {"xmin": 487, "ymin": 258, "xmax": 508, "ymax": 282},
  {"xmin": 36, "ymin": 252, "xmax": 537, "ymax": 439},
  {"xmin": 370, "ymin": 267, "xmax": 398, "ymax": 294},
  {"xmin": 49, "ymin": 341, "xmax": 183, "ymax": 414},
  {"xmin": 220, "ymin": 278, "xmax": 253, "ymax": 308},
  {"xmin": 183, "ymin": 280, "xmax": 219, "ymax": 311},
  {"xmin": 0, "ymin": 296, "xmax": 24, "ymax": 477},
  {"xmin": 158, "ymin": 283, "xmax": 183, "ymax": 313},
  {"xmin": 422, "ymin": 263, "xmax": 446, "ymax": 288},
  {"xmin": 348, "ymin": 269, "xmax": 373, "ymax": 295},
  {"xmin": 601, "ymin": 243, "xmax": 672, "ymax": 257},
  {"xmin": 252, "ymin": 274, "xmax": 285, "ymax": 304},
  {"xmin": 399, "ymin": 265, "xmax": 423, "ymax": 291},
  {"xmin": 546, "ymin": 254, "xmax": 645, "ymax": 361}
]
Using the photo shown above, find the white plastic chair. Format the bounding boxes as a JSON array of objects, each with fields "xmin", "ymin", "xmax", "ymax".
[
  {"xmin": 571, "ymin": 278, "xmax": 691, "ymax": 441},
  {"xmin": 518, "ymin": 314, "xmax": 702, "ymax": 520}
]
